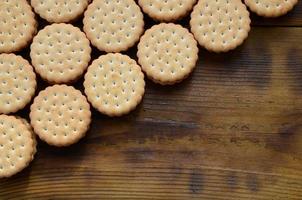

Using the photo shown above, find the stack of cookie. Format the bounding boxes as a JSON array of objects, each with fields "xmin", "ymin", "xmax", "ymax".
[{"xmin": 0, "ymin": 0, "xmax": 299, "ymax": 178}]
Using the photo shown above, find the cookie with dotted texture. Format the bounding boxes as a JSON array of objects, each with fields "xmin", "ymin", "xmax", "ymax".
[
  {"xmin": 14, "ymin": 116, "xmax": 37, "ymax": 158},
  {"xmin": 84, "ymin": 53, "xmax": 145, "ymax": 117},
  {"xmin": 0, "ymin": 0, "xmax": 37, "ymax": 53},
  {"xmin": 0, "ymin": 54, "xmax": 37, "ymax": 114},
  {"xmin": 244, "ymin": 0, "xmax": 298, "ymax": 17},
  {"xmin": 0, "ymin": 115, "xmax": 36, "ymax": 178},
  {"xmin": 138, "ymin": 0, "xmax": 197, "ymax": 22},
  {"xmin": 30, "ymin": 85, "xmax": 91, "ymax": 147},
  {"xmin": 83, "ymin": 0, "xmax": 144, "ymax": 53},
  {"xmin": 30, "ymin": 23, "xmax": 91, "ymax": 84},
  {"xmin": 190, "ymin": 0, "xmax": 251, "ymax": 53},
  {"xmin": 31, "ymin": 0, "xmax": 90, "ymax": 23},
  {"xmin": 137, "ymin": 23, "xmax": 198, "ymax": 85}
]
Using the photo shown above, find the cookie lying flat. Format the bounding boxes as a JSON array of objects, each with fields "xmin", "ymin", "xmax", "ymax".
[
  {"xmin": 0, "ymin": 54, "xmax": 36, "ymax": 114},
  {"xmin": 83, "ymin": 0, "xmax": 144, "ymax": 52},
  {"xmin": 30, "ymin": 85, "xmax": 91, "ymax": 147},
  {"xmin": 0, "ymin": 0, "xmax": 37, "ymax": 53},
  {"xmin": 244, "ymin": 0, "xmax": 298, "ymax": 17},
  {"xmin": 31, "ymin": 0, "xmax": 90, "ymax": 23},
  {"xmin": 190, "ymin": 0, "xmax": 251, "ymax": 52},
  {"xmin": 0, "ymin": 115, "xmax": 36, "ymax": 178},
  {"xmin": 138, "ymin": 0, "xmax": 197, "ymax": 21},
  {"xmin": 30, "ymin": 23, "xmax": 91, "ymax": 84},
  {"xmin": 84, "ymin": 53, "xmax": 145, "ymax": 117},
  {"xmin": 137, "ymin": 23, "xmax": 198, "ymax": 85}
]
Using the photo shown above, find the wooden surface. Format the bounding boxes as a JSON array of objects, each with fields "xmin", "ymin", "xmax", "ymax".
[{"xmin": 1, "ymin": 2, "xmax": 302, "ymax": 200}]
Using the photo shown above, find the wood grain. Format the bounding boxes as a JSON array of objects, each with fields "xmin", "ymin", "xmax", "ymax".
[{"xmin": 1, "ymin": 2, "xmax": 302, "ymax": 200}]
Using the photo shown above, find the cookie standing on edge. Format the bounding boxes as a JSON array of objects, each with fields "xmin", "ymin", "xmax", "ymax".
[
  {"xmin": 30, "ymin": 23, "xmax": 91, "ymax": 84},
  {"xmin": 84, "ymin": 53, "xmax": 145, "ymax": 117},
  {"xmin": 244, "ymin": 0, "xmax": 298, "ymax": 17},
  {"xmin": 31, "ymin": 0, "xmax": 90, "ymax": 23},
  {"xmin": 83, "ymin": 0, "xmax": 144, "ymax": 53},
  {"xmin": 0, "ymin": 0, "xmax": 37, "ymax": 53},
  {"xmin": 137, "ymin": 23, "xmax": 199, "ymax": 85},
  {"xmin": 0, "ymin": 54, "xmax": 37, "ymax": 114},
  {"xmin": 138, "ymin": 0, "xmax": 197, "ymax": 22},
  {"xmin": 190, "ymin": 0, "xmax": 251, "ymax": 53},
  {"xmin": 30, "ymin": 85, "xmax": 91, "ymax": 147},
  {"xmin": 0, "ymin": 115, "xmax": 36, "ymax": 178}
]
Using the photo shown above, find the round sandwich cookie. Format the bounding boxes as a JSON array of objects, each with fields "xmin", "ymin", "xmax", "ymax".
[
  {"xmin": 190, "ymin": 0, "xmax": 251, "ymax": 53},
  {"xmin": 31, "ymin": 0, "xmax": 90, "ymax": 23},
  {"xmin": 0, "ymin": 115, "xmax": 37, "ymax": 178},
  {"xmin": 83, "ymin": 0, "xmax": 144, "ymax": 53},
  {"xmin": 138, "ymin": 0, "xmax": 197, "ymax": 22},
  {"xmin": 0, "ymin": 54, "xmax": 37, "ymax": 114},
  {"xmin": 137, "ymin": 23, "xmax": 199, "ymax": 85},
  {"xmin": 84, "ymin": 53, "xmax": 145, "ymax": 117},
  {"xmin": 30, "ymin": 85, "xmax": 91, "ymax": 147},
  {"xmin": 244, "ymin": 0, "xmax": 298, "ymax": 17},
  {"xmin": 0, "ymin": 0, "xmax": 37, "ymax": 53},
  {"xmin": 30, "ymin": 23, "xmax": 91, "ymax": 84}
]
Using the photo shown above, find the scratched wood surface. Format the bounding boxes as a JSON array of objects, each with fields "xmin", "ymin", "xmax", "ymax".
[{"xmin": 1, "ymin": 2, "xmax": 302, "ymax": 200}]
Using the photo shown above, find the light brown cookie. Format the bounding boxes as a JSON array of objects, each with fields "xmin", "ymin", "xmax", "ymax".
[
  {"xmin": 244, "ymin": 0, "xmax": 298, "ymax": 17},
  {"xmin": 84, "ymin": 53, "xmax": 145, "ymax": 117},
  {"xmin": 14, "ymin": 117, "xmax": 37, "ymax": 155},
  {"xmin": 31, "ymin": 0, "xmax": 90, "ymax": 23},
  {"xmin": 0, "ymin": 54, "xmax": 37, "ymax": 114},
  {"xmin": 137, "ymin": 23, "xmax": 198, "ymax": 85},
  {"xmin": 0, "ymin": 115, "xmax": 36, "ymax": 178},
  {"xmin": 30, "ymin": 85, "xmax": 91, "ymax": 147},
  {"xmin": 138, "ymin": 0, "xmax": 197, "ymax": 21},
  {"xmin": 30, "ymin": 23, "xmax": 91, "ymax": 84},
  {"xmin": 0, "ymin": 0, "xmax": 37, "ymax": 53},
  {"xmin": 190, "ymin": 0, "xmax": 251, "ymax": 53},
  {"xmin": 83, "ymin": 0, "xmax": 144, "ymax": 53}
]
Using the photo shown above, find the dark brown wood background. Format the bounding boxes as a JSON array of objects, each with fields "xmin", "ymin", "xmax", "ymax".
[{"xmin": 1, "ymin": 2, "xmax": 302, "ymax": 199}]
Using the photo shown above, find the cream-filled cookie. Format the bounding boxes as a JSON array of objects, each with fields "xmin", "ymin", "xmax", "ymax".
[
  {"xmin": 83, "ymin": 0, "xmax": 144, "ymax": 52},
  {"xmin": 137, "ymin": 23, "xmax": 198, "ymax": 85},
  {"xmin": 138, "ymin": 0, "xmax": 197, "ymax": 21},
  {"xmin": 30, "ymin": 23, "xmax": 91, "ymax": 84},
  {"xmin": 0, "ymin": 115, "xmax": 36, "ymax": 178},
  {"xmin": 190, "ymin": 0, "xmax": 251, "ymax": 52},
  {"xmin": 0, "ymin": 54, "xmax": 36, "ymax": 114},
  {"xmin": 244, "ymin": 0, "xmax": 298, "ymax": 17},
  {"xmin": 30, "ymin": 85, "xmax": 91, "ymax": 147},
  {"xmin": 84, "ymin": 53, "xmax": 145, "ymax": 116},
  {"xmin": 0, "ymin": 0, "xmax": 37, "ymax": 53},
  {"xmin": 31, "ymin": 0, "xmax": 90, "ymax": 23}
]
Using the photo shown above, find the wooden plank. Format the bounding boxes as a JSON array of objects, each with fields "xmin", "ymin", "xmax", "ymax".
[{"xmin": 1, "ymin": 26, "xmax": 301, "ymax": 199}]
